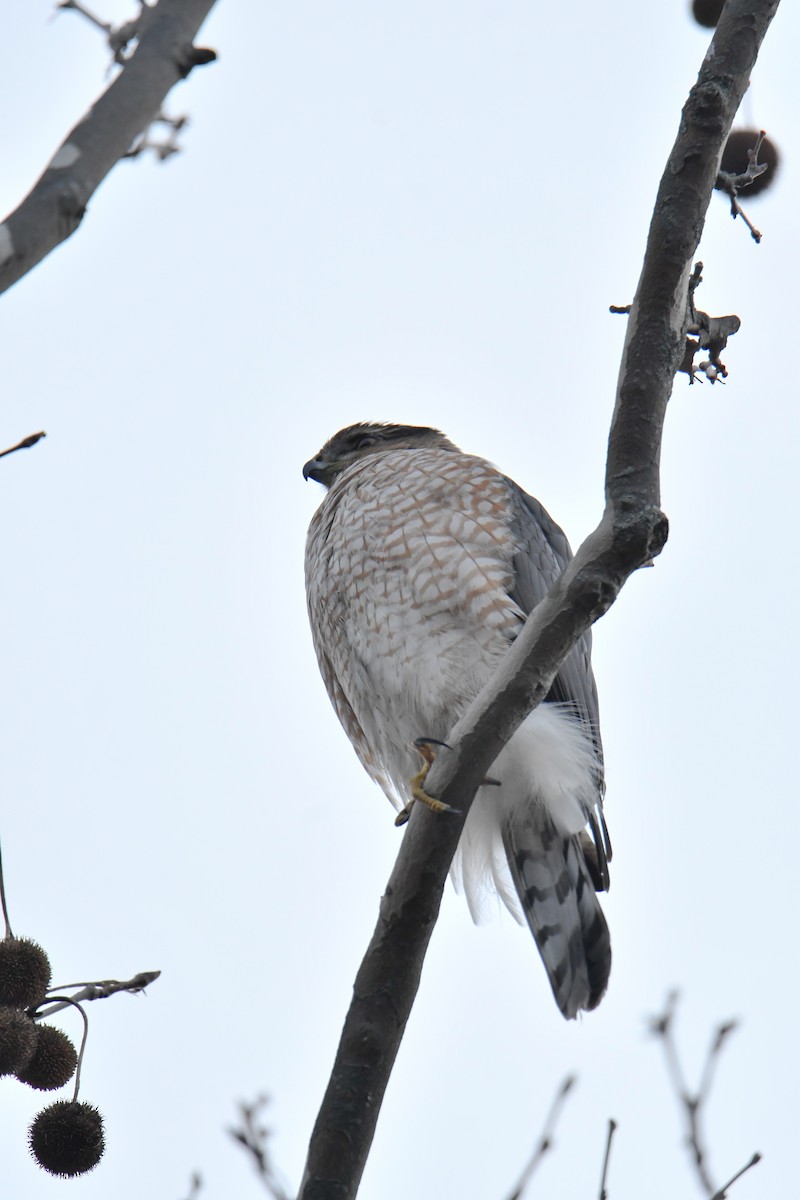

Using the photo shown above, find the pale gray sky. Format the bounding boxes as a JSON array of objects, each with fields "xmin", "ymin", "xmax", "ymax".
[{"xmin": 2, "ymin": 3, "xmax": 798, "ymax": 1198}]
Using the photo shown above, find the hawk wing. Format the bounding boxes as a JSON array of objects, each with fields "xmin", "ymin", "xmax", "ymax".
[
  {"xmin": 495, "ymin": 481, "xmax": 612, "ymax": 1015},
  {"xmin": 504, "ymin": 481, "xmax": 611, "ymax": 882},
  {"xmin": 506, "ymin": 482, "xmax": 602, "ymax": 757}
]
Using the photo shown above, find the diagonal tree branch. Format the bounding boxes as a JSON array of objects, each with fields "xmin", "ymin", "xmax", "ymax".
[
  {"xmin": 501, "ymin": 1075, "xmax": 576, "ymax": 1200},
  {"xmin": 298, "ymin": 4, "xmax": 780, "ymax": 1198},
  {"xmin": 0, "ymin": 0, "xmax": 219, "ymax": 297}
]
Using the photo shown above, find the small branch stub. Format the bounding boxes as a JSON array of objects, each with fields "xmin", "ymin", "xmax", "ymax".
[
  {"xmin": 682, "ymin": 263, "xmax": 741, "ymax": 384},
  {"xmin": 176, "ymin": 44, "xmax": 217, "ymax": 77},
  {"xmin": 715, "ymin": 130, "xmax": 776, "ymax": 242},
  {"xmin": 0, "ymin": 431, "xmax": 47, "ymax": 460},
  {"xmin": 598, "ymin": 1118, "xmax": 617, "ymax": 1200},
  {"xmin": 612, "ymin": 264, "xmax": 741, "ymax": 385}
]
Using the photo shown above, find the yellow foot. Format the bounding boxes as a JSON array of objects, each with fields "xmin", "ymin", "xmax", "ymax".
[{"xmin": 394, "ymin": 739, "xmax": 460, "ymax": 827}]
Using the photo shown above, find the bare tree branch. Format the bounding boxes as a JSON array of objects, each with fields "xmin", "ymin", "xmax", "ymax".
[
  {"xmin": 297, "ymin": 5, "xmax": 779, "ymax": 1198},
  {"xmin": 649, "ymin": 992, "xmax": 760, "ymax": 1198},
  {"xmin": 0, "ymin": 0, "xmax": 219, "ymax": 296},
  {"xmin": 501, "ymin": 1075, "xmax": 576, "ymax": 1200},
  {"xmin": 228, "ymin": 1095, "xmax": 293, "ymax": 1200},
  {"xmin": 36, "ymin": 969, "xmax": 161, "ymax": 1018}
]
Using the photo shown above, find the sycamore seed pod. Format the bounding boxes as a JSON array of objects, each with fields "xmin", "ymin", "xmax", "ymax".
[
  {"xmin": 0, "ymin": 1006, "xmax": 38, "ymax": 1076},
  {"xmin": 691, "ymin": 0, "xmax": 725, "ymax": 29},
  {"xmin": 28, "ymin": 1100, "xmax": 105, "ymax": 1178},
  {"xmin": 0, "ymin": 937, "xmax": 52, "ymax": 1009},
  {"xmin": 17, "ymin": 1024, "xmax": 78, "ymax": 1091}
]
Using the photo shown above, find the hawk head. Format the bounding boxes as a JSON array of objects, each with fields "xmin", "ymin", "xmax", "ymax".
[{"xmin": 303, "ymin": 422, "xmax": 458, "ymax": 488}]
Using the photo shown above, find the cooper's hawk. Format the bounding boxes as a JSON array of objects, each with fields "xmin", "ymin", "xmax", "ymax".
[{"xmin": 303, "ymin": 422, "xmax": 611, "ymax": 1018}]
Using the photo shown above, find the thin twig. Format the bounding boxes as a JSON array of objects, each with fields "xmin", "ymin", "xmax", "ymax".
[
  {"xmin": 728, "ymin": 199, "xmax": 762, "ymax": 242},
  {"xmin": 502, "ymin": 1075, "xmax": 576, "ymax": 1200},
  {"xmin": 0, "ymin": 431, "xmax": 46, "ymax": 460},
  {"xmin": 715, "ymin": 130, "xmax": 769, "ymax": 243},
  {"xmin": 56, "ymin": 0, "xmax": 144, "ymax": 65},
  {"xmin": 710, "ymin": 1152, "xmax": 762, "ymax": 1200},
  {"xmin": 179, "ymin": 1171, "xmax": 203, "ymax": 1200},
  {"xmin": 56, "ymin": 0, "xmax": 112, "ymax": 34},
  {"xmin": 697, "ymin": 1020, "xmax": 738, "ymax": 1107},
  {"xmin": 649, "ymin": 992, "xmax": 761, "ymax": 1198},
  {"xmin": 598, "ymin": 1118, "xmax": 617, "ymax": 1200},
  {"xmin": 229, "ymin": 1095, "xmax": 292, "ymax": 1200},
  {"xmin": 36, "ymin": 970, "xmax": 160, "ymax": 1018},
  {"xmin": 649, "ymin": 992, "xmax": 715, "ymax": 1193}
]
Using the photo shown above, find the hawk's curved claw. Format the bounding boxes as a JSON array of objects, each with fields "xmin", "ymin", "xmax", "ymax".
[{"xmin": 394, "ymin": 738, "xmax": 461, "ymax": 826}]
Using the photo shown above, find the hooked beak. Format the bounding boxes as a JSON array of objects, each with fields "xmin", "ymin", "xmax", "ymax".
[{"xmin": 302, "ymin": 457, "xmax": 327, "ymax": 483}]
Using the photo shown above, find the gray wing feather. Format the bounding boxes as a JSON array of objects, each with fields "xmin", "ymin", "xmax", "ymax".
[
  {"xmin": 504, "ymin": 480, "xmax": 612, "ymax": 886},
  {"xmin": 505, "ymin": 482, "xmax": 602, "ymax": 754}
]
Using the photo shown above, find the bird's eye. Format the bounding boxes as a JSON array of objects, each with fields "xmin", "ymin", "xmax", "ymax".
[{"xmin": 353, "ymin": 434, "xmax": 377, "ymax": 450}]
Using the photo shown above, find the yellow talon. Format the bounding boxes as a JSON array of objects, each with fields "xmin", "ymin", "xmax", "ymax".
[{"xmin": 394, "ymin": 740, "xmax": 460, "ymax": 827}]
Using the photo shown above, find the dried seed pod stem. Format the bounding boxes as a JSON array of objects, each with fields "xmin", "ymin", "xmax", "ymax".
[{"xmin": 34, "ymin": 997, "xmax": 89, "ymax": 1102}]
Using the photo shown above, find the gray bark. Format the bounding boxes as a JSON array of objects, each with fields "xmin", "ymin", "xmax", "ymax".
[
  {"xmin": 298, "ymin": 3, "xmax": 781, "ymax": 1197},
  {"xmin": 0, "ymin": 0, "xmax": 219, "ymax": 296}
]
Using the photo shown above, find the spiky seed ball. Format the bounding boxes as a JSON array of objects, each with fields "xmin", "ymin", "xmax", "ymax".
[
  {"xmin": 0, "ymin": 937, "xmax": 52, "ymax": 1008},
  {"xmin": 720, "ymin": 130, "xmax": 780, "ymax": 198},
  {"xmin": 691, "ymin": 0, "xmax": 724, "ymax": 28},
  {"xmin": 16, "ymin": 1024, "xmax": 78, "ymax": 1091},
  {"xmin": 28, "ymin": 1101, "xmax": 105, "ymax": 1178},
  {"xmin": 0, "ymin": 1006, "xmax": 38, "ymax": 1075}
]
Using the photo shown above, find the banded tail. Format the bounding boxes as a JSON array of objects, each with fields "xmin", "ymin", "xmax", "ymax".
[{"xmin": 503, "ymin": 813, "xmax": 611, "ymax": 1019}]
